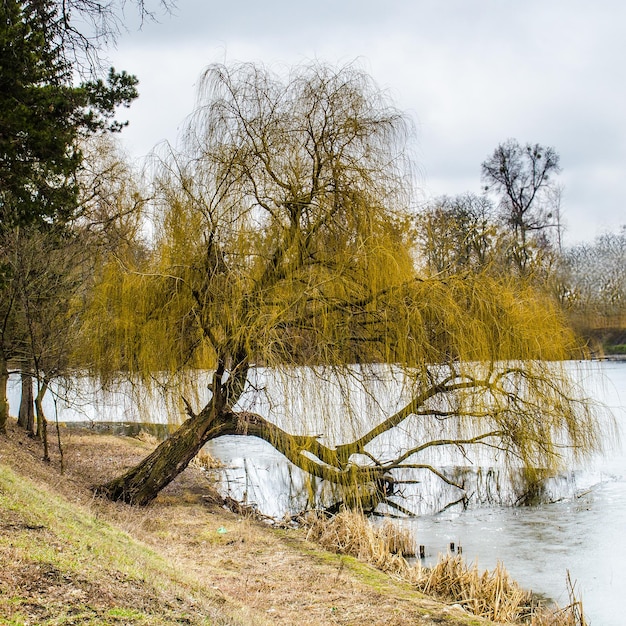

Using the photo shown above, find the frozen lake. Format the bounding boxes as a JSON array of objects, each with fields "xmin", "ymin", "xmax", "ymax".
[
  {"xmin": 208, "ymin": 361, "xmax": 626, "ymax": 624},
  {"xmin": 403, "ymin": 360, "xmax": 626, "ymax": 625}
]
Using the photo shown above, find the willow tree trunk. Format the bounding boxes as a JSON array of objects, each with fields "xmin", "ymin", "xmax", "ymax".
[
  {"xmin": 95, "ymin": 401, "xmax": 232, "ymax": 505},
  {"xmin": 95, "ymin": 403, "xmax": 390, "ymax": 506}
]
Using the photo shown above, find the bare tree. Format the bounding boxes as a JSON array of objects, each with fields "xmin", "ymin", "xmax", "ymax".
[
  {"xmin": 48, "ymin": 0, "xmax": 175, "ymax": 73},
  {"xmin": 1, "ymin": 137, "xmax": 145, "ymax": 450},
  {"xmin": 415, "ymin": 193, "xmax": 498, "ymax": 275},
  {"xmin": 17, "ymin": 371, "xmax": 35, "ymax": 433},
  {"xmin": 481, "ymin": 139, "xmax": 561, "ymax": 274},
  {"xmin": 560, "ymin": 227, "xmax": 626, "ymax": 340}
]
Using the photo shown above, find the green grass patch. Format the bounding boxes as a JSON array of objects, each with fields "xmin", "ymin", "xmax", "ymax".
[
  {"xmin": 605, "ymin": 343, "xmax": 626, "ymax": 354},
  {"xmin": 0, "ymin": 464, "xmax": 241, "ymax": 625}
]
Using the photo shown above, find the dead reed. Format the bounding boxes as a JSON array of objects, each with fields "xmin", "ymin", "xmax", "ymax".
[
  {"xmin": 305, "ymin": 510, "xmax": 415, "ymax": 574},
  {"xmin": 415, "ymin": 554, "xmax": 532, "ymax": 622},
  {"xmin": 305, "ymin": 510, "xmax": 587, "ymax": 625},
  {"xmin": 134, "ymin": 431, "xmax": 223, "ymax": 472},
  {"xmin": 190, "ymin": 448, "xmax": 224, "ymax": 470},
  {"xmin": 135, "ymin": 429, "xmax": 160, "ymax": 446},
  {"xmin": 530, "ymin": 572, "xmax": 587, "ymax": 626}
]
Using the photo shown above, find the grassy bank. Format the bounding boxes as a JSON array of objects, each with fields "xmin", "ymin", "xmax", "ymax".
[
  {"xmin": 0, "ymin": 422, "xmax": 586, "ymax": 626},
  {"xmin": 0, "ymin": 463, "xmax": 242, "ymax": 625},
  {"xmin": 0, "ymin": 421, "xmax": 498, "ymax": 625}
]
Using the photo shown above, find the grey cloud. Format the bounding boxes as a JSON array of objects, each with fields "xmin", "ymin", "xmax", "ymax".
[{"xmin": 112, "ymin": 0, "xmax": 626, "ymax": 243}]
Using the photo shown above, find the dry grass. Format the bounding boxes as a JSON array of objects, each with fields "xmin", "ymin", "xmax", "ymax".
[
  {"xmin": 306, "ymin": 511, "xmax": 532, "ymax": 621},
  {"xmin": 306, "ymin": 511, "xmax": 416, "ymax": 573},
  {"xmin": 134, "ymin": 429, "xmax": 161, "ymax": 446},
  {"xmin": 190, "ymin": 447, "xmax": 224, "ymax": 471},
  {"xmin": 305, "ymin": 510, "xmax": 588, "ymax": 625},
  {"xmin": 0, "ymin": 422, "xmax": 589, "ymax": 626},
  {"xmin": 0, "ymin": 463, "xmax": 244, "ymax": 626},
  {"xmin": 531, "ymin": 607, "xmax": 586, "ymax": 626},
  {"xmin": 1, "ymin": 421, "xmax": 495, "ymax": 626}
]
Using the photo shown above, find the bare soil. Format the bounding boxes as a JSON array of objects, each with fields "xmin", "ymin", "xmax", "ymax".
[{"xmin": 0, "ymin": 420, "xmax": 499, "ymax": 625}]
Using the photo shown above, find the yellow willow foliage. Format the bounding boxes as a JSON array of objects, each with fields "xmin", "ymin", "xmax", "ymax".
[
  {"xmin": 404, "ymin": 274, "xmax": 583, "ymax": 364},
  {"xmin": 79, "ymin": 173, "xmax": 584, "ymax": 387},
  {"xmin": 77, "ymin": 194, "xmax": 601, "ymax": 483},
  {"xmin": 81, "ymin": 217, "xmax": 584, "ymax": 384},
  {"xmin": 77, "ymin": 257, "xmax": 217, "ymax": 382},
  {"xmin": 76, "ymin": 62, "xmax": 604, "ymax": 483}
]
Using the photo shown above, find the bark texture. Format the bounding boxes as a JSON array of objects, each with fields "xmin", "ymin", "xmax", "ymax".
[
  {"xmin": 95, "ymin": 405, "xmax": 220, "ymax": 504},
  {"xmin": 18, "ymin": 371, "xmax": 35, "ymax": 433},
  {"xmin": 0, "ymin": 359, "xmax": 9, "ymax": 435}
]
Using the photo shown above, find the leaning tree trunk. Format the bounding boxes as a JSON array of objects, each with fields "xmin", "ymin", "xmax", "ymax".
[
  {"xmin": 94, "ymin": 371, "xmax": 459, "ymax": 506},
  {"xmin": 95, "ymin": 399, "xmax": 231, "ymax": 504},
  {"xmin": 95, "ymin": 397, "xmax": 399, "ymax": 506},
  {"xmin": 94, "ymin": 361, "xmax": 238, "ymax": 504}
]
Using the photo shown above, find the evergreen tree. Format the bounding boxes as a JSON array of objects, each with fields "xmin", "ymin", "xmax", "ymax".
[{"xmin": 0, "ymin": 0, "xmax": 138, "ymax": 229}]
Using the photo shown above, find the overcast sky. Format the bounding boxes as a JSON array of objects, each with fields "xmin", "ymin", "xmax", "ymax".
[{"xmin": 109, "ymin": 0, "xmax": 625, "ymax": 245}]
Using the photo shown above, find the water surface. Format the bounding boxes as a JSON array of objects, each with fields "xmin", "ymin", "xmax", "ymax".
[{"xmin": 9, "ymin": 361, "xmax": 625, "ymax": 624}]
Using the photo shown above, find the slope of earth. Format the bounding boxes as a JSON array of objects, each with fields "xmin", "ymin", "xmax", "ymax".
[{"xmin": 0, "ymin": 420, "xmax": 500, "ymax": 625}]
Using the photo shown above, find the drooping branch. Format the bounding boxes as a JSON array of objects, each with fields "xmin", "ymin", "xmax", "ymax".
[
  {"xmin": 382, "ymin": 431, "xmax": 507, "ymax": 469},
  {"xmin": 215, "ymin": 408, "xmax": 503, "ymax": 494},
  {"xmin": 333, "ymin": 374, "xmax": 485, "ymax": 464},
  {"xmin": 385, "ymin": 464, "xmax": 465, "ymax": 491}
]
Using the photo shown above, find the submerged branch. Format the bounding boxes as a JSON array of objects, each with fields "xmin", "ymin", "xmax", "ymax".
[{"xmin": 387, "ymin": 463, "xmax": 465, "ymax": 490}]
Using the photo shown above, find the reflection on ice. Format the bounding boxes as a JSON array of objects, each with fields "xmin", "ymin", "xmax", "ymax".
[
  {"xmin": 202, "ymin": 362, "xmax": 626, "ymax": 626},
  {"xmin": 204, "ymin": 436, "xmax": 591, "ymax": 518}
]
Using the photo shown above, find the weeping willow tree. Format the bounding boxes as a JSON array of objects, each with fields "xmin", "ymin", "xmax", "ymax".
[{"xmin": 83, "ymin": 62, "xmax": 601, "ymax": 506}]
